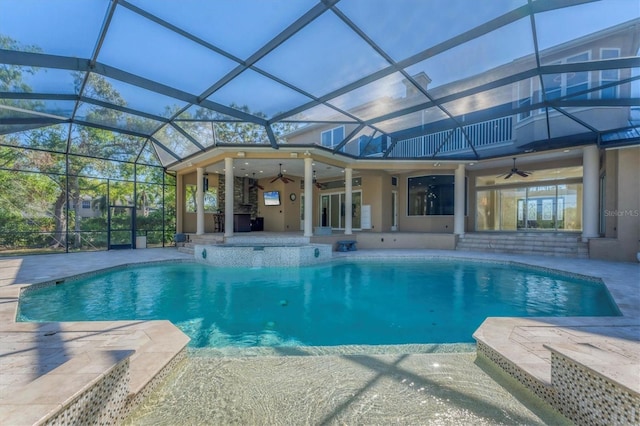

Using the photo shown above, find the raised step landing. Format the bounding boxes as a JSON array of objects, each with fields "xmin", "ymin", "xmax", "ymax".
[
  {"xmin": 178, "ymin": 233, "xmax": 312, "ymax": 256},
  {"xmin": 456, "ymin": 232, "xmax": 588, "ymax": 258},
  {"xmin": 177, "ymin": 233, "xmax": 224, "ymax": 255}
]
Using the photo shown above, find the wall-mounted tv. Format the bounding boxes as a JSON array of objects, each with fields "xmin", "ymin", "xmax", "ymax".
[{"xmin": 263, "ymin": 191, "xmax": 281, "ymax": 206}]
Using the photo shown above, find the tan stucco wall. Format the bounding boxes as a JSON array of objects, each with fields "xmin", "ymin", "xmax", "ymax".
[
  {"xmin": 282, "ymin": 184, "xmax": 301, "ymax": 232},
  {"xmin": 360, "ymin": 173, "xmax": 386, "ymax": 231},
  {"xmin": 590, "ymin": 146, "xmax": 640, "ymax": 262},
  {"xmin": 259, "ymin": 179, "xmax": 286, "ymax": 232},
  {"xmin": 356, "ymin": 232, "xmax": 457, "ymax": 250}
]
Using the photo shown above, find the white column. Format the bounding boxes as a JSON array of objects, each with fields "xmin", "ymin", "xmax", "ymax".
[
  {"xmin": 303, "ymin": 157, "xmax": 313, "ymax": 237},
  {"xmin": 175, "ymin": 174, "xmax": 184, "ymax": 233},
  {"xmin": 454, "ymin": 163, "xmax": 465, "ymax": 235},
  {"xmin": 224, "ymin": 157, "xmax": 234, "ymax": 237},
  {"xmin": 196, "ymin": 167, "xmax": 205, "ymax": 235},
  {"xmin": 582, "ymin": 144, "xmax": 599, "ymax": 241},
  {"xmin": 344, "ymin": 167, "xmax": 353, "ymax": 235}
]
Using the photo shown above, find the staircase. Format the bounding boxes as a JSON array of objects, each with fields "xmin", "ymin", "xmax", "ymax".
[
  {"xmin": 456, "ymin": 232, "xmax": 589, "ymax": 258},
  {"xmin": 177, "ymin": 233, "xmax": 224, "ymax": 255}
]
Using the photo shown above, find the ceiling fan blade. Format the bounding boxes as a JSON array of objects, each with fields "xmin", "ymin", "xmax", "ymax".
[
  {"xmin": 496, "ymin": 172, "xmax": 507, "ymax": 178},
  {"xmin": 516, "ymin": 170, "xmax": 529, "ymax": 177},
  {"xmin": 270, "ymin": 177, "xmax": 279, "ymax": 183},
  {"xmin": 504, "ymin": 172, "xmax": 513, "ymax": 179}
]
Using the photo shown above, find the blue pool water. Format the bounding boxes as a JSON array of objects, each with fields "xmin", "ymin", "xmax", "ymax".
[{"xmin": 17, "ymin": 260, "xmax": 620, "ymax": 348}]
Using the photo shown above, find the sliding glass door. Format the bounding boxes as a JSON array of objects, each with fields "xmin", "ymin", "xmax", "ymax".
[
  {"xmin": 477, "ymin": 184, "xmax": 582, "ymax": 231},
  {"xmin": 319, "ymin": 191, "xmax": 362, "ymax": 230}
]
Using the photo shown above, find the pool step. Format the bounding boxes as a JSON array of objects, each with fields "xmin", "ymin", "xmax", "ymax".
[
  {"xmin": 178, "ymin": 233, "xmax": 224, "ymax": 255},
  {"xmin": 225, "ymin": 235, "xmax": 310, "ymax": 245},
  {"xmin": 456, "ymin": 232, "xmax": 588, "ymax": 258}
]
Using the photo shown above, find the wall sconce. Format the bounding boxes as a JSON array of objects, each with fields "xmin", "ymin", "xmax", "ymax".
[
  {"xmin": 237, "ymin": 152, "xmax": 245, "ymax": 157},
  {"xmin": 290, "ymin": 152, "xmax": 298, "ymax": 158}
]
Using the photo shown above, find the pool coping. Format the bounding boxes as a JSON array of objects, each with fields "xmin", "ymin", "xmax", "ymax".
[{"xmin": 0, "ymin": 248, "xmax": 638, "ymax": 424}]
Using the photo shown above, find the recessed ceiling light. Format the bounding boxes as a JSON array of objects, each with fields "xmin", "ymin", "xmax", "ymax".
[{"xmin": 563, "ymin": 149, "xmax": 570, "ymax": 153}]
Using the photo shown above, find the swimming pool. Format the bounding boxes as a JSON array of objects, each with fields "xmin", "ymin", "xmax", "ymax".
[{"xmin": 17, "ymin": 259, "xmax": 620, "ymax": 348}]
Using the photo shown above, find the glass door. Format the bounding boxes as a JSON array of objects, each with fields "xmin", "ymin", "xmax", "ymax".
[
  {"xmin": 320, "ymin": 194, "xmax": 329, "ymax": 227},
  {"xmin": 320, "ymin": 191, "xmax": 362, "ymax": 230},
  {"xmin": 108, "ymin": 180, "xmax": 135, "ymax": 249},
  {"xmin": 109, "ymin": 206, "xmax": 134, "ymax": 249},
  {"xmin": 300, "ymin": 194, "xmax": 305, "ymax": 231},
  {"xmin": 330, "ymin": 193, "xmax": 341, "ymax": 228},
  {"xmin": 391, "ymin": 190, "xmax": 398, "ymax": 231},
  {"xmin": 500, "ymin": 187, "xmax": 526, "ymax": 231}
]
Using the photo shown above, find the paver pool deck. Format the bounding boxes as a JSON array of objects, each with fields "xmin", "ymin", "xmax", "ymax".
[{"xmin": 0, "ymin": 247, "xmax": 638, "ymax": 424}]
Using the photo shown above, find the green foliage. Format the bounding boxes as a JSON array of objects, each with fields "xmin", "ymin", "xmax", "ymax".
[{"xmin": 0, "ymin": 35, "xmax": 176, "ymax": 253}]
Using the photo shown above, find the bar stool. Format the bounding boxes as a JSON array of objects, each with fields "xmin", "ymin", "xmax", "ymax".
[{"xmin": 214, "ymin": 213, "xmax": 224, "ymax": 232}]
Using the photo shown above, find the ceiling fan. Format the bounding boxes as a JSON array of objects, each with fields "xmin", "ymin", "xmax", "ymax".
[
  {"xmin": 313, "ymin": 170, "xmax": 325, "ymax": 189},
  {"xmin": 270, "ymin": 163, "xmax": 295, "ymax": 184},
  {"xmin": 497, "ymin": 157, "xmax": 531, "ymax": 179},
  {"xmin": 249, "ymin": 173, "xmax": 263, "ymax": 190}
]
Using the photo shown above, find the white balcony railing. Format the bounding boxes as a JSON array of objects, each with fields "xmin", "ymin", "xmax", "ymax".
[{"xmin": 389, "ymin": 116, "xmax": 513, "ymax": 157}]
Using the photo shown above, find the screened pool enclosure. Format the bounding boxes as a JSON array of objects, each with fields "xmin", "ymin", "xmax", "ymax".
[{"xmin": 0, "ymin": 0, "xmax": 638, "ymax": 253}]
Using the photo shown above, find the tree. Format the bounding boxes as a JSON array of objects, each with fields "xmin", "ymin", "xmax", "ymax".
[{"xmin": 0, "ymin": 34, "xmax": 174, "ymax": 252}]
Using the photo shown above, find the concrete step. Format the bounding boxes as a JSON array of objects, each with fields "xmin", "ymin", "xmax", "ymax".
[
  {"xmin": 177, "ymin": 246, "xmax": 194, "ymax": 255},
  {"xmin": 456, "ymin": 233, "xmax": 588, "ymax": 258}
]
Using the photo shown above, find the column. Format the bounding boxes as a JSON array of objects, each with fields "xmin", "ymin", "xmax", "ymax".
[
  {"xmin": 224, "ymin": 157, "xmax": 234, "ymax": 237},
  {"xmin": 303, "ymin": 157, "xmax": 313, "ymax": 237},
  {"xmin": 196, "ymin": 167, "xmax": 205, "ymax": 235},
  {"xmin": 175, "ymin": 174, "xmax": 184, "ymax": 233},
  {"xmin": 582, "ymin": 144, "xmax": 599, "ymax": 241},
  {"xmin": 344, "ymin": 167, "xmax": 353, "ymax": 235},
  {"xmin": 454, "ymin": 163, "xmax": 465, "ymax": 235}
]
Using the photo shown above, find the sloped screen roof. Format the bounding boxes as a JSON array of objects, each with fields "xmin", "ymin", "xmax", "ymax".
[{"xmin": 1, "ymin": 0, "xmax": 638, "ymax": 167}]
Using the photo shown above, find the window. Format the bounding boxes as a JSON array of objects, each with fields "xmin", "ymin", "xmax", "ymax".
[
  {"xmin": 185, "ymin": 185, "xmax": 218, "ymax": 213},
  {"xmin": 600, "ymin": 49, "xmax": 620, "ymax": 99},
  {"xmin": 407, "ymin": 175, "xmax": 454, "ymax": 216},
  {"xmin": 542, "ymin": 60, "xmax": 562, "ymax": 105},
  {"xmin": 517, "ymin": 79, "xmax": 533, "ymax": 121},
  {"xmin": 540, "ymin": 52, "xmax": 591, "ymax": 106},
  {"xmin": 360, "ymin": 134, "xmax": 387, "ymax": 156},
  {"xmin": 566, "ymin": 52, "xmax": 590, "ymax": 100},
  {"xmin": 81, "ymin": 200, "xmax": 91, "ymax": 209},
  {"xmin": 475, "ymin": 167, "xmax": 584, "ymax": 232},
  {"xmin": 321, "ymin": 126, "xmax": 344, "ymax": 148}
]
